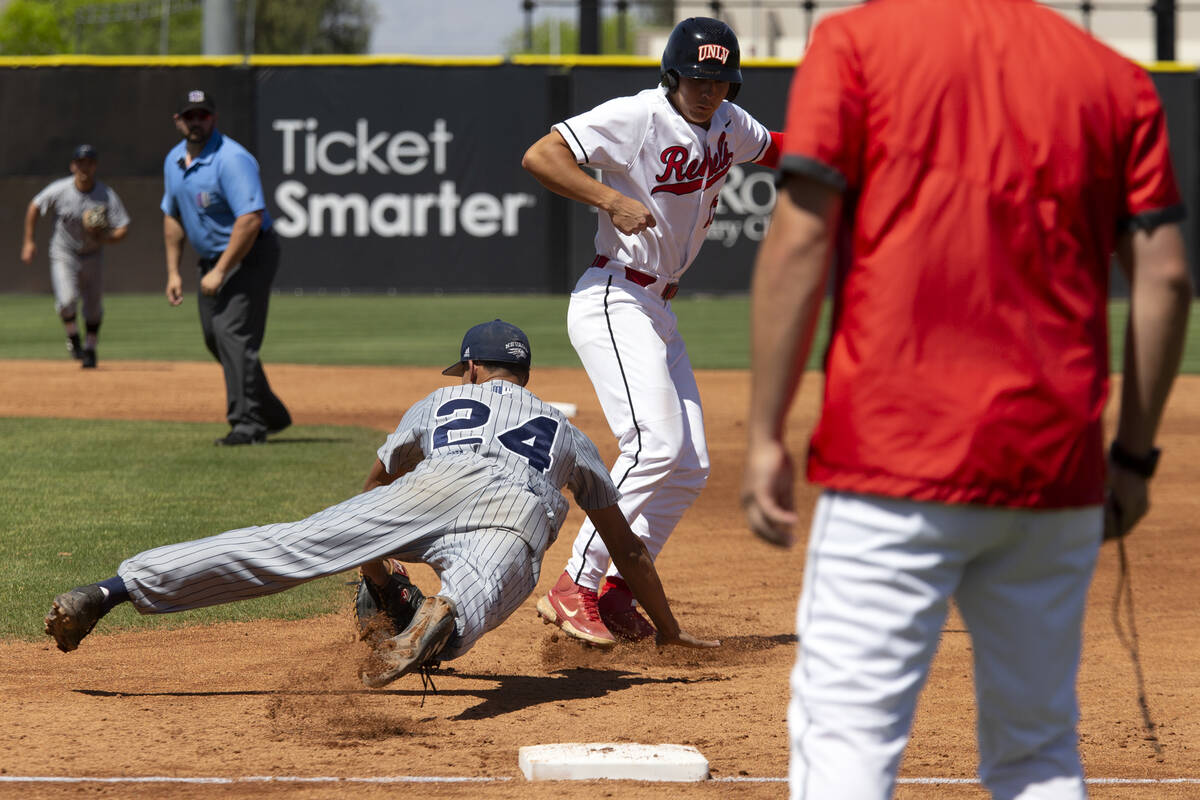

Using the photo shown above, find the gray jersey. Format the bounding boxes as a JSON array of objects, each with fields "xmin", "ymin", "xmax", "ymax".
[
  {"xmin": 117, "ymin": 378, "xmax": 619, "ymax": 661},
  {"xmin": 378, "ymin": 379, "xmax": 619, "ymax": 552},
  {"xmin": 33, "ymin": 177, "xmax": 130, "ymax": 261}
]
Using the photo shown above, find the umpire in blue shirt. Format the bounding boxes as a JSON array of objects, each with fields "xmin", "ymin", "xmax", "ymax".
[{"xmin": 162, "ymin": 89, "xmax": 291, "ymax": 446}]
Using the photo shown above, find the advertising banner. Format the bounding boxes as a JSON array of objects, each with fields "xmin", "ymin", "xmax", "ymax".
[{"xmin": 255, "ymin": 65, "xmax": 554, "ymax": 291}]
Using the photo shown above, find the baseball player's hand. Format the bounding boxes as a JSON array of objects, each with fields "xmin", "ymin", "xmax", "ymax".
[
  {"xmin": 656, "ymin": 628, "xmax": 720, "ymax": 649},
  {"xmin": 1104, "ymin": 461, "xmax": 1150, "ymax": 540},
  {"xmin": 199, "ymin": 268, "xmax": 225, "ymax": 296},
  {"xmin": 607, "ymin": 196, "xmax": 656, "ymax": 236},
  {"xmin": 20, "ymin": 241, "xmax": 36, "ymax": 265},
  {"xmin": 166, "ymin": 274, "xmax": 184, "ymax": 306},
  {"xmin": 743, "ymin": 439, "xmax": 799, "ymax": 547}
]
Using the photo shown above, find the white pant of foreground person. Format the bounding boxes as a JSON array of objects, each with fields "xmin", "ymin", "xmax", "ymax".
[{"xmin": 790, "ymin": 491, "xmax": 1101, "ymax": 800}]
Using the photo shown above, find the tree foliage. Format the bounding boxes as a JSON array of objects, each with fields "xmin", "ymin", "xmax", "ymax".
[
  {"xmin": 0, "ymin": 0, "xmax": 69, "ymax": 55},
  {"xmin": 505, "ymin": 11, "xmax": 651, "ymax": 56},
  {"xmin": 248, "ymin": 0, "xmax": 376, "ymax": 55},
  {"xmin": 0, "ymin": 0, "xmax": 376, "ymax": 56}
]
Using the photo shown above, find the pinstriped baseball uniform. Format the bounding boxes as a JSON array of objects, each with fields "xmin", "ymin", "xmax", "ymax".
[
  {"xmin": 32, "ymin": 176, "xmax": 130, "ymax": 318},
  {"xmin": 118, "ymin": 379, "xmax": 618, "ymax": 660}
]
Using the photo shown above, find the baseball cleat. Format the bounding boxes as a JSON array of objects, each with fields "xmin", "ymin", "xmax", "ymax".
[
  {"xmin": 355, "ymin": 558, "xmax": 425, "ymax": 640},
  {"xmin": 361, "ymin": 595, "xmax": 457, "ymax": 689},
  {"xmin": 213, "ymin": 430, "xmax": 266, "ymax": 446},
  {"xmin": 44, "ymin": 584, "xmax": 106, "ymax": 652},
  {"xmin": 598, "ymin": 576, "xmax": 657, "ymax": 642},
  {"xmin": 80, "ymin": 348, "xmax": 97, "ymax": 369},
  {"xmin": 536, "ymin": 571, "xmax": 616, "ymax": 648},
  {"xmin": 66, "ymin": 336, "xmax": 83, "ymax": 360}
]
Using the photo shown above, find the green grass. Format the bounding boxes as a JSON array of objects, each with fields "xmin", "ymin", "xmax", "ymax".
[
  {"xmin": 0, "ymin": 418, "xmax": 381, "ymax": 640},
  {"xmin": 0, "ymin": 292, "xmax": 792, "ymax": 369},
  {"xmin": 3, "ymin": 292, "xmax": 1199, "ymax": 643},
  {"xmin": 1, "ymin": 293, "xmax": 1197, "ymax": 371}
]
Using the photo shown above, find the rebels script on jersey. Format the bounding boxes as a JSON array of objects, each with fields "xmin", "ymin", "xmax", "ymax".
[
  {"xmin": 555, "ymin": 87, "xmax": 770, "ymax": 280},
  {"xmin": 376, "ymin": 380, "xmax": 619, "ymax": 553}
]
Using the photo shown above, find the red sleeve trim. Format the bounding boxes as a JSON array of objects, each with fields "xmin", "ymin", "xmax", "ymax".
[{"xmin": 755, "ymin": 131, "xmax": 784, "ymax": 169}]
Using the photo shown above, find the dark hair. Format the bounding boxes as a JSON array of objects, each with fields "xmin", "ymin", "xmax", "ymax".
[{"xmin": 474, "ymin": 360, "xmax": 530, "ymax": 384}]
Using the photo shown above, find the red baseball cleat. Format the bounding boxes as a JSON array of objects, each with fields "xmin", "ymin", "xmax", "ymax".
[
  {"xmin": 598, "ymin": 575, "xmax": 657, "ymax": 642},
  {"xmin": 536, "ymin": 571, "xmax": 616, "ymax": 647}
]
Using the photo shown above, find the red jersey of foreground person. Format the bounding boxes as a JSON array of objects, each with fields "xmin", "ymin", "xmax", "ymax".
[{"xmin": 780, "ymin": 0, "xmax": 1184, "ymax": 508}]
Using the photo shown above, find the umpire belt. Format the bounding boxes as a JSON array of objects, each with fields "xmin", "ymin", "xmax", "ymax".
[{"xmin": 591, "ymin": 255, "xmax": 679, "ymax": 301}]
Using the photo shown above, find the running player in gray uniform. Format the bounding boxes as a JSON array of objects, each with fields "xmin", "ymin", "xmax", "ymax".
[
  {"xmin": 21, "ymin": 144, "xmax": 130, "ymax": 369},
  {"xmin": 44, "ymin": 320, "xmax": 717, "ymax": 687}
]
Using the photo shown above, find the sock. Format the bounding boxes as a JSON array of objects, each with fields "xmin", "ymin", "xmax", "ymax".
[
  {"xmin": 96, "ymin": 575, "xmax": 129, "ymax": 614},
  {"xmin": 84, "ymin": 320, "xmax": 101, "ymax": 351}
]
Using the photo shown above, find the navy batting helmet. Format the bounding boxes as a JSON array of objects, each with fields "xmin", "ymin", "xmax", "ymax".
[{"xmin": 660, "ymin": 17, "xmax": 743, "ymax": 102}]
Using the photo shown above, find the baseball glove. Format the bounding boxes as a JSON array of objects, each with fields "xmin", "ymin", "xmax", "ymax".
[
  {"xmin": 82, "ymin": 204, "xmax": 109, "ymax": 234},
  {"xmin": 355, "ymin": 557, "xmax": 426, "ymax": 641}
]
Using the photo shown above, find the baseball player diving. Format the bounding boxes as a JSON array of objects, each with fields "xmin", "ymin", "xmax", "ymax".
[
  {"xmin": 522, "ymin": 17, "xmax": 781, "ymax": 646},
  {"xmin": 44, "ymin": 320, "xmax": 716, "ymax": 688}
]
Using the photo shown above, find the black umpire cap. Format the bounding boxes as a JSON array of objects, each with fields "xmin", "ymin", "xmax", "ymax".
[
  {"xmin": 443, "ymin": 320, "xmax": 532, "ymax": 376},
  {"xmin": 178, "ymin": 88, "xmax": 216, "ymax": 114},
  {"xmin": 72, "ymin": 144, "xmax": 98, "ymax": 160}
]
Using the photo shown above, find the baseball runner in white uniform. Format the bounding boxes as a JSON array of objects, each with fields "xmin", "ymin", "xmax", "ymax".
[
  {"xmin": 45, "ymin": 320, "xmax": 716, "ymax": 687},
  {"xmin": 21, "ymin": 144, "xmax": 130, "ymax": 369},
  {"xmin": 523, "ymin": 17, "xmax": 781, "ymax": 646}
]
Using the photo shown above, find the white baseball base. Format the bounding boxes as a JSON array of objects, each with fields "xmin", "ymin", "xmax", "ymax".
[
  {"xmin": 547, "ymin": 401, "xmax": 578, "ymax": 418},
  {"xmin": 518, "ymin": 742, "xmax": 709, "ymax": 782}
]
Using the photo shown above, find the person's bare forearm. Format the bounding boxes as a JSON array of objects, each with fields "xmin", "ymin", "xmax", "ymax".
[
  {"xmin": 747, "ymin": 179, "xmax": 840, "ymax": 446},
  {"xmin": 211, "ymin": 212, "xmax": 263, "ymax": 277},
  {"xmin": 105, "ymin": 225, "xmax": 130, "ymax": 245},
  {"xmin": 586, "ymin": 504, "xmax": 680, "ymax": 638},
  {"xmin": 23, "ymin": 202, "xmax": 38, "ymax": 245},
  {"xmin": 1115, "ymin": 222, "xmax": 1193, "ymax": 453},
  {"xmin": 522, "ymin": 133, "xmax": 623, "ymax": 214},
  {"xmin": 362, "ymin": 458, "xmax": 400, "ymax": 492},
  {"xmin": 163, "ymin": 214, "xmax": 186, "ymax": 278}
]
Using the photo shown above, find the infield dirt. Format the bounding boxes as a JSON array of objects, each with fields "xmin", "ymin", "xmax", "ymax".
[{"xmin": 2, "ymin": 360, "xmax": 1198, "ymax": 799}]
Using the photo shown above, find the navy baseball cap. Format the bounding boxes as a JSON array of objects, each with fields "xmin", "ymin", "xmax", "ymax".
[
  {"xmin": 442, "ymin": 319, "xmax": 532, "ymax": 376},
  {"xmin": 178, "ymin": 89, "xmax": 215, "ymax": 114},
  {"xmin": 72, "ymin": 144, "xmax": 98, "ymax": 160}
]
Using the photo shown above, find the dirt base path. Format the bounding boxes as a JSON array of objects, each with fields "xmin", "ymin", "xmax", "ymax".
[{"xmin": 2, "ymin": 360, "xmax": 1199, "ymax": 799}]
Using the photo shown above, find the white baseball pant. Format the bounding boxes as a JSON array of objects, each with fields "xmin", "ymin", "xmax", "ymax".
[
  {"xmin": 562, "ymin": 266, "xmax": 709, "ymax": 590},
  {"xmin": 51, "ymin": 252, "xmax": 103, "ymax": 322},
  {"xmin": 791, "ymin": 490, "xmax": 1101, "ymax": 800}
]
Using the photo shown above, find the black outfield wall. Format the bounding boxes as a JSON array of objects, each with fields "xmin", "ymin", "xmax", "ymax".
[{"xmin": 2, "ymin": 60, "xmax": 1196, "ymax": 295}]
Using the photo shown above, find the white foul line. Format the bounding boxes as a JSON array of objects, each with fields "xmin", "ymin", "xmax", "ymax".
[{"xmin": 2, "ymin": 776, "xmax": 1200, "ymax": 785}]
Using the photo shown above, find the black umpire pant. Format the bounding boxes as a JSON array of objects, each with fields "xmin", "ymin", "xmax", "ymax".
[{"xmin": 197, "ymin": 228, "xmax": 291, "ymax": 438}]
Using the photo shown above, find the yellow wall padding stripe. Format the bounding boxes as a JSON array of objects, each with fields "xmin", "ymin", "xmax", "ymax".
[
  {"xmin": 0, "ymin": 55, "xmax": 246, "ymax": 67},
  {"xmin": 0, "ymin": 54, "xmax": 503, "ymax": 67},
  {"xmin": 0, "ymin": 54, "xmax": 1193, "ymax": 73},
  {"xmin": 248, "ymin": 54, "xmax": 505, "ymax": 66}
]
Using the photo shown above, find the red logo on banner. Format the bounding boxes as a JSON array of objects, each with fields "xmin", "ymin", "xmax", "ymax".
[{"xmin": 698, "ymin": 44, "xmax": 730, "ymax": 64}]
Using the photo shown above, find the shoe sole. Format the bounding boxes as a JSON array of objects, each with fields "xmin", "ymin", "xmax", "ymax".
[
  {"xmin": 44, "ymin": 592, "xmax": 101, "ymax": 653},
  {"xmin": 361, "ymin": 598, "xmax": 456, "ymax": 688},
  {"xmin": 535, "ymin": 596, "xmax": 616, "ymax": 648}
]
